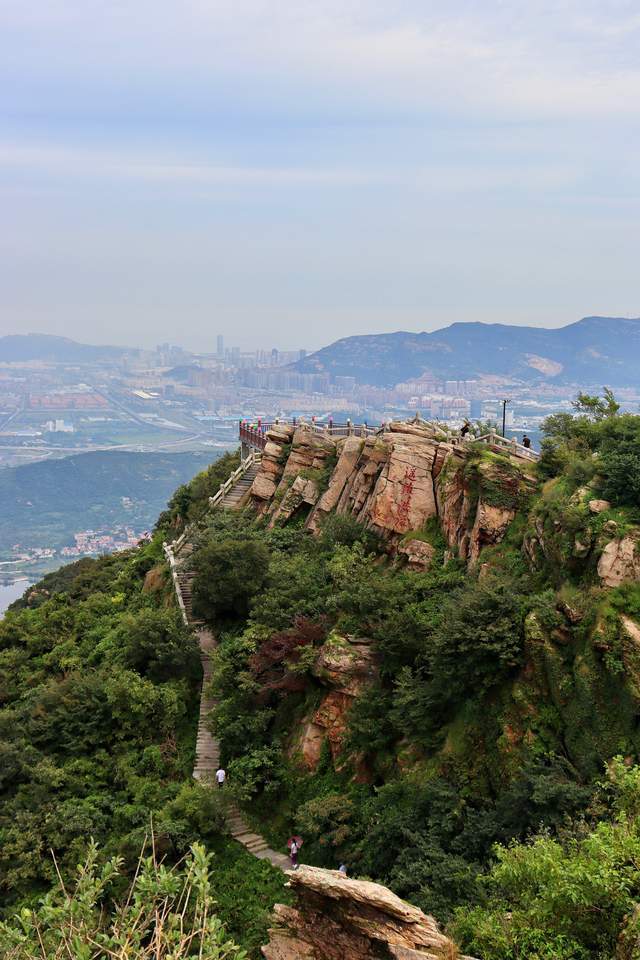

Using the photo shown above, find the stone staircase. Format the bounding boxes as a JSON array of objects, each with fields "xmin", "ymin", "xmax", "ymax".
[
  {"xmin": 167, "ymin": 459, "xmax": 290, "ymax": 871},
  {"xmin": 192, "ymin": 627, "xmax": 219, "ymax": 781},
  {"xmin": 225, "ymin": 805, "xmax": 290, "ymax": 869},
  {"xmin": 218, "ymin": 462, "xmax": 260, "ymax": 509},
  {"xmin": 177, "ymin": 569, "xmax": 199, "ymax": 625}
]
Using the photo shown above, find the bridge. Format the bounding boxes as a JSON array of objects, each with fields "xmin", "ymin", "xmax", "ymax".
[{"xmin": 239, "ymin": 417, "xmax": 539, "ymax": 461}]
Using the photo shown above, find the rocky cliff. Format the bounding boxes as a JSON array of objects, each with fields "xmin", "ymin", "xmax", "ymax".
[
  {"xmin": 250, "ymin": 419, "xmax": 535, "ymax": 567},
  {"xmin": 262, "ymin": 865, "xmax": 476, "ymax": 960},
  {"xmin": 247, "ymin": 419, "xmax": 538, "ymax": 775}
]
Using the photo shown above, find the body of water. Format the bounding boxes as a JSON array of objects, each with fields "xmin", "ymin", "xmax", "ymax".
[{"xmin": 0, "ymin": 579, "xmax": 31, "ymax": 616}]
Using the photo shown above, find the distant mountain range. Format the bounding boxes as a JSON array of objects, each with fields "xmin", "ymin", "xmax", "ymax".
[
  {"xmin": 0, "ymin": 334, "xmax": 133, "ymax": 363},
  {"xmin": 292, "ymin": 316, "xmax": 640, "ymax": 387}
]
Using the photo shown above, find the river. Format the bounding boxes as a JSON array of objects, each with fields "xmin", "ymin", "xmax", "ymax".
[{"xmin": 0, "ymin": 579, "xmax": 31, "ymax": 616}]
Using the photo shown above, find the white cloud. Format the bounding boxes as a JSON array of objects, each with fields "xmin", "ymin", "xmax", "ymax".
[{"xmin": 2, "ymin": 1, "xmax": 640, "ymax": 118}]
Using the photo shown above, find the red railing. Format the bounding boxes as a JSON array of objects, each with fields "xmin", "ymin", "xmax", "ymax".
[{"xmin": 239, "ymin": 421, "xmax": 268, "ymax": 450}]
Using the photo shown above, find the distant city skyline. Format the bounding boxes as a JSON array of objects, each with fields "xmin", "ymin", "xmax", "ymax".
[{"xmin": 2, "ymin": 2, "xmax": 639, "ymax": 351}]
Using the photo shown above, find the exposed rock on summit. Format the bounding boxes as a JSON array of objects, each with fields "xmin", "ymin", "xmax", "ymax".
[{"xmin": 250, "ymin": 419, "xmax": 533, "ymax": 566}]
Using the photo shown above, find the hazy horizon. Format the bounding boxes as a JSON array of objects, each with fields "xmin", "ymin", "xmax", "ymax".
[
  {"xmin": 4, "ymin": 313, "xmax": 640, "ymax": 356},
  {"xmin": 2, "ymin": 1, "xmax": 639, "ymax": 352}
]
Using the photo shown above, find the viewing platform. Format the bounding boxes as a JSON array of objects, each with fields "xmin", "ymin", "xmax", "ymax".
[{"xmin": 239, "ymin": 417, "xmax": 539, "ymax": 461}]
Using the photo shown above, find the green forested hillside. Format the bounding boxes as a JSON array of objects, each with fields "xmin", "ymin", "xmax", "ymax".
[
  {"xmin": 0, "ymin": 449, "xmax": 221, "ymax": 557},
  {"xmin": 186, "ymin": 397, "xmax": 640, "ymax": 958},
  {"xmin": 4, "ymin": 407, "xmax": 640, "ymax": 958},
  {"xmin": 0, "ymin": 452, "xmax": 286, "ymax": 957}
]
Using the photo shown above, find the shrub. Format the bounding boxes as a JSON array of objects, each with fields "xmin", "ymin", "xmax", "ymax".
[
  {"xmin": 0, "ymin": 839, "xmax": 246, "ymax": 959},
  {"xmin": 192, "ymin": 539, "xmax": 270, "ymax": 622},
  {"xmin": 452, "ymin": 758, "xmax": 640, "ymax": 960}
]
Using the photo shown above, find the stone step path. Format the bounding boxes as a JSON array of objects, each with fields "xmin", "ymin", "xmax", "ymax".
[
  {"xmin": 170, "ymin": 462, "xmax": 290, "ymax": 871},
  {"xmin": 218, "ymin": 464, "xmax": 260, "ymax": 509}
]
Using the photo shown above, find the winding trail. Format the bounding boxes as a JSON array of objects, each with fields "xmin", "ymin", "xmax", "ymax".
[{"xmin": 165, "ymin": 457, "xmax": 290, "ymax": 871}]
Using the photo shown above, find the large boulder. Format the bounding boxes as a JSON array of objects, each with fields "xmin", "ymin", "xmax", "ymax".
[
  {"xmin": 397, "ymin": 539, "xmax": 436, "ymax": 571},
  {"xmin": 251, "ymin": 473, "xmax": 278, "ymax": 501},
  {"xmin": 598, "ymin": 536, "xmax": 640, "ymax": 587},
  {"xmin": 262, "ymin": 865, "xmax": 476, "ymax": 960},
  {"xmin": 313, "ymin": 635, "xmax": 378, "ymax": 696}
]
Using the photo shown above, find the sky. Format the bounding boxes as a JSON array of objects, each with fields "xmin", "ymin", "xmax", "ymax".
[{"xmin": 1, "ymin": 1, "xmax": 639, "ymax": 352}]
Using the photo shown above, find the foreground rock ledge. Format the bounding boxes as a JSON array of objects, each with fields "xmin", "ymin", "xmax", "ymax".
[{"xmin": 262, "ymin": 865, "xmax": 477, "ymax": 960}]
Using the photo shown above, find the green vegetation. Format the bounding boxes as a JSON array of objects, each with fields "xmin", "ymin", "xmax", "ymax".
[
  {"xmin": 1, "ymin": 841, "xmax": 247, "ymax": 959},
  {"xmin": 0, "ymin": 515, "xmax": 288, "ymax": 955},
  {"xmin": 5, "ymin": 395, "xmax": 640, "ymax": 957},
  {"xmin": 452, "ymin": 758, "xmax": 640, "ymax": 960},
  {"xmin": 0, "ymin": 450, "xmax": 220, "ymax": 559}
]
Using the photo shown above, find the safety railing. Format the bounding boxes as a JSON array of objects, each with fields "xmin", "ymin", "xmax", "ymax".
[
  {"xmin": 240, "ymin": 418, "xmax": 538, "ymax": 457},
  {"xmin": 240, "ymin": 418, "xmax": 380, "ymax": 449},
  {"xmin": 163, "ymin": 540, "xmax": 189, "ymax": 626},
  {"xmin": 472, "ymin": 432, "xmax": 539, "ymax": 461},
  {"xmin": 208, "ymin": 449, "xmax": 262, "ymax": 507}
]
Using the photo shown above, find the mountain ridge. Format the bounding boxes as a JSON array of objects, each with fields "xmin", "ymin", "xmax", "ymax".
[
  {"xmin": 0, "ymin": 333, "xmax": 134, "ymax": 362},
  {"xmin": 292, "ymin": 315, "xmax": 640, "ymax": 387}
]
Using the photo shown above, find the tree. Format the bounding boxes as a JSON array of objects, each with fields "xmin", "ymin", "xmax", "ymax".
[
  {"xmin": 571, "ymin": 387, "xmax": 620, "ymax": 421},
  {"xmin": 192, "ymin": 539, "xmax": 270, "ymax": 621},
  {"xmin": 452, "ymin": 759, "xmax": 640, "ymax": 960},
  {"xmin": 113, "ymin": 608, "xmax": 199, "ymax": 681}
]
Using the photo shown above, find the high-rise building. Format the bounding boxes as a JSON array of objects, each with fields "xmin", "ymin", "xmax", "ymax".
[{"xmin": 216, "ymin": 335, "xmax": 224, "ymax": 357}]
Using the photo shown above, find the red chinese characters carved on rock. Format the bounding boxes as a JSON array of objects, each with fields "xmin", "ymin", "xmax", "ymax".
[{"xmin": 396, "ymin": 466, "xmax": 416, "ymax": 529}]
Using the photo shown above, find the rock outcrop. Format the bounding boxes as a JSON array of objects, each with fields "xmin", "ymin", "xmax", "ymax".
[
  {"xmin": 598, "ymin": 536, "xmax": 640, "ymax": 587},
  {"xmin": 251, "ymin": 424, "xmax": 295, "ymax": 512},
  {"xmin": 249, "ymin": 419, "xmax": 531, "ymax": 566},
  {"xmin": 397, "ymin": 539, "xmax": 436, "ymax": 571},
  {"xmin": 262, "ymin": 865, "xmax": 477, "ymax": 960},
  {"xmin": 294, "ymin": 634, "xmax": 378, "ymax": 769}
]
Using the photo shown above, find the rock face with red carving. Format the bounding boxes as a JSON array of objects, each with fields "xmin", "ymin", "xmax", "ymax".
[
  {"xmin": 249, "ymin": 418, "xmax": 532, "ymax": 566},
  {"xmin": 261, "ymin": 865, "xmax": 477, "ymax": 960}
]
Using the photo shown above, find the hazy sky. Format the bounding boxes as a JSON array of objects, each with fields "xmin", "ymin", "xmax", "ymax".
[{"xmin": 1, "ymin": 1, "xmax": 639, "ymax": 352}]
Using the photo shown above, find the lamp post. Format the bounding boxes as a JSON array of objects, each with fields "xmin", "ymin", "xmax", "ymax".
[{"xmin": 501, "ymin": 399, "xmax": 510, "ymax": 438}]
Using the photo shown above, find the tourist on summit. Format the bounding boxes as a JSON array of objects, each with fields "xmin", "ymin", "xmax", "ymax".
[
  {"xmin": 460, "ymin": 420, "xmax": 471, "ymax": 438},
  {"xmin": 338, "ymin": 863, "xmax": 348, "ymax": 876},
  {"xmin": 522, "ymin": 434, "xmax": 531, "ymax": 449},
  {"xmin": 215, "ymin": 767, "xmax": 226, "ymax": 789}
]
